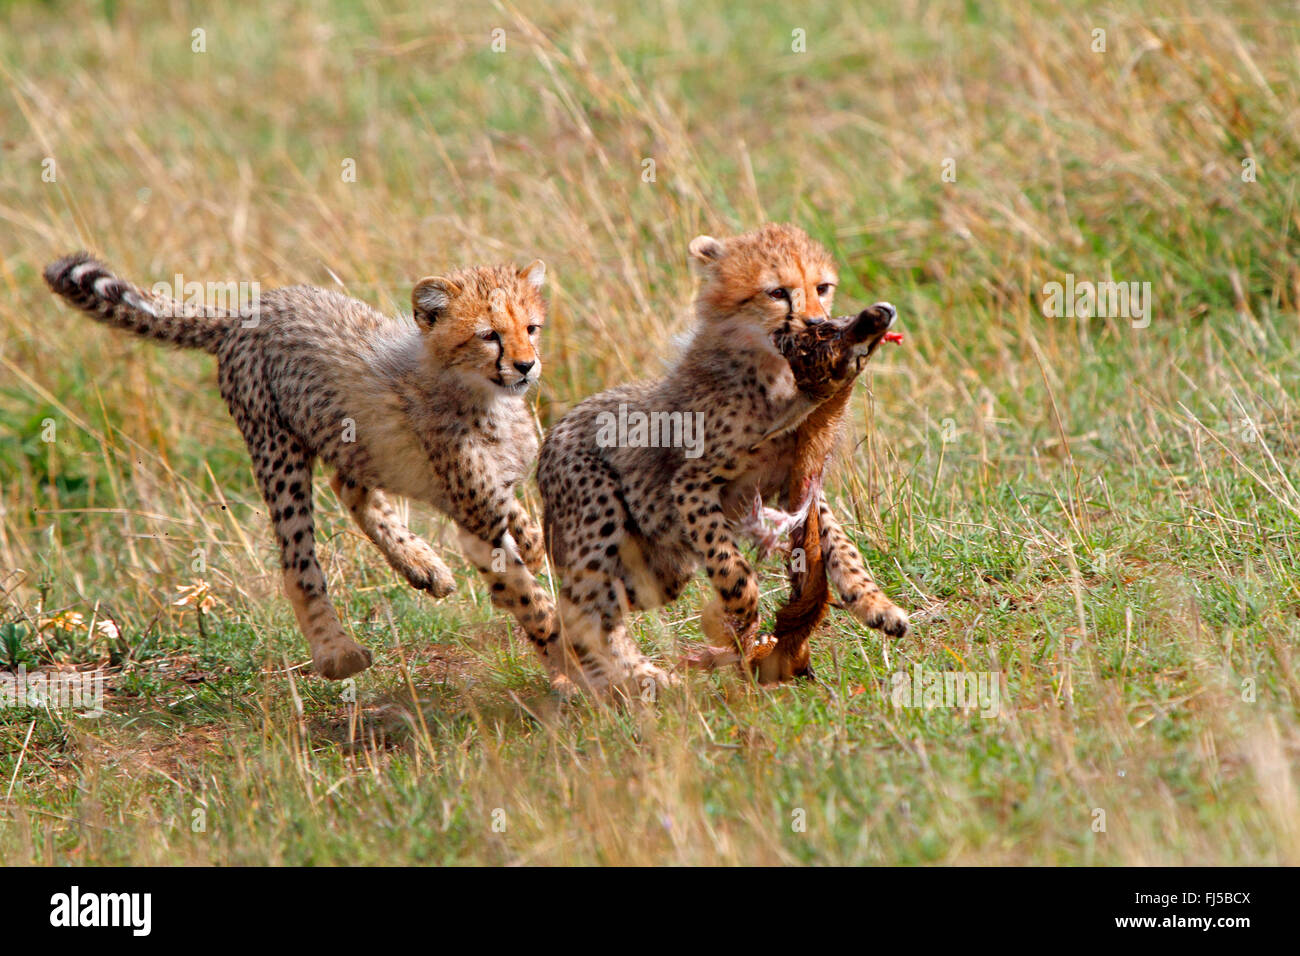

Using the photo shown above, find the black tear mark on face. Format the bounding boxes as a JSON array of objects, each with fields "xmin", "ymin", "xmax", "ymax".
[{"xmin": 492, "ymin": 336, "xmax": 504, "ymax": 376}]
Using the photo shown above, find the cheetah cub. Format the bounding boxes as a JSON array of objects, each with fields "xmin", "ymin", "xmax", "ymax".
[
  {"xmin": 538, "ymin": 223, "xmax": 909, "ymax": 697},
  {"xmin": 46, "ymin": 252, "xmax": 566, "ymax": 681}
]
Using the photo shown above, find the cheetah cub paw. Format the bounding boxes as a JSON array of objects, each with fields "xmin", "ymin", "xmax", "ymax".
[
  {"xmin": 549, "ymin": 671, "xmax": 582, "ymax": 701},
  {"xmin": 627, "ymin": 661, "xmax": 680, "ymax": 700},
  {"xmin": 311, "ymin": 634, "xmax": 374, "ymax": 679},
  {"xmin": 848, "ymin": 596, "xmax": 910, "ymax": 638},
  {"xmin": 402, "ymin": 550, "xmax": 457, "ymax": 599},
  {"xmin": 515, "ymin": 527, "xmax": 547, "ymax": 576}
]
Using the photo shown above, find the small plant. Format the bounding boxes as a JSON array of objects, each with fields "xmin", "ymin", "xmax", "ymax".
[
  {"xmin": 37, "ymin": 609, "xmax": 85, "ymax": 662},
  {"xmin": 174, "ymin": 581, "xmax": 219, "ymax": 660},
  {"xmin": 95, "ymin": 615, "xmax": 133, "ymax": 668},
  {"xmin": 0, "ymin": 621, "xmax": 36, "ymax": 670}
]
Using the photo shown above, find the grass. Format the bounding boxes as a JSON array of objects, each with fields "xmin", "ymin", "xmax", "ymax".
[{"xmin": 1, "ymin": 0, "xmax": 1298, "ymax": 864}]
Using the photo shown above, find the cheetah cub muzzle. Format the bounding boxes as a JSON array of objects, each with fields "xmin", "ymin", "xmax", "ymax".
[{"xmin": 45, "ymin": 252, "xmax": 567, "ymax": 682}]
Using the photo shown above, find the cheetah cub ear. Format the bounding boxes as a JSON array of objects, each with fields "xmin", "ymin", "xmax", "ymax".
[
  {"xmin": 687, "ymin": 235, "xmax": 725, "ymax": 272},
  {"xmin": 412, "ymin": 276, "xmax": 459, "ymax": 327},
  {"xmin": 518, "ymin": 259, "xmax": 546, "ymax": 289}
]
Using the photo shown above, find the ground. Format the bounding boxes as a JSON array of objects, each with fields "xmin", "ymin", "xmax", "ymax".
[{"xmin": 1, "ymin": 0, "xmax": 1298, "ymax": 864}]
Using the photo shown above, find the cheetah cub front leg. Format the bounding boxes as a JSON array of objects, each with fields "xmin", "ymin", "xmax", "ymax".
[
  {"xmin": 506, "ymin": 499, "xmax": 548, "ymax": 575},
  {"xmin": 330, "ymin": 474, "xmax": 457, "ymax": 598},
  {"xmin": 443, "ymin": 451, "xmax": 575, "ymax": 690},
  {"xmin": 672, "ymin": 464, "xmax": 763, "ymax": 651},
  {"xmin": 817, "ymin": 499, "xmax": 909, "ymax": 637}
]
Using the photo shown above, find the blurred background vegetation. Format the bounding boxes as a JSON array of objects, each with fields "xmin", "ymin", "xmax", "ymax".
[{"xmin": 0, "ymin": 0, "xmax": 1297, "ymax": 864}]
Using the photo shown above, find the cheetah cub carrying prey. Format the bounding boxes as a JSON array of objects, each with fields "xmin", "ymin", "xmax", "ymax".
[
  {"xmin": 46, "ymin": 252, "xmax": 565, "ymax": 681},
  {"xmin": 539, "ymin": 223, "xmax": 909, "ymax": 696}
]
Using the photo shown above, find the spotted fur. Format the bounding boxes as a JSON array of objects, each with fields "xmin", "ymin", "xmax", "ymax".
[
  {"xmin": 538, "ymin": 224, "xmax": 909, "ymax": 697},
  {"xmin": 45, "ymin": 251, "xmax": 562, "ymax": 681}
]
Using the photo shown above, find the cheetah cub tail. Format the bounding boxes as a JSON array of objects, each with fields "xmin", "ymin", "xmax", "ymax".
[{"xmin": 44, "ymin": 252, "xmax": 234, "ymax": 354}]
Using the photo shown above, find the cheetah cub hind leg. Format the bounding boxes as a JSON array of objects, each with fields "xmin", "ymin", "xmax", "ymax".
[
  {"xmin": 555, "ymin": 577, "xmax": 678, "ymax": 703},
  {"xmin": 247, "ymin": 436, "xmax": 372, "ymax": 679},
  {"xmin": 283, "ymin": 571, "xmax": 373, "ymax": 679},
  {"xmin": 331, "ymin": 474, "xmax": 456, "ymax": 598}
]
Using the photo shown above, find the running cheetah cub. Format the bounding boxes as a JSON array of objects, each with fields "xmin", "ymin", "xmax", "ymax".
[
  {"xmin": 538, "ymin": 223, "xmax": 909, "ymax": 697},
  {"xmin": 45, "ymin": 252, "xmax": 565, "ymax": 681}
]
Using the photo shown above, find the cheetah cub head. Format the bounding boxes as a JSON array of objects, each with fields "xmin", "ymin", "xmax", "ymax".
[
  {"xmin": 687, "ymin": 222, "xmax": 839, "ymax": 348},
  {"xmin": 412, "ymin": 260, "xmax": 547, "ymax": 394}
]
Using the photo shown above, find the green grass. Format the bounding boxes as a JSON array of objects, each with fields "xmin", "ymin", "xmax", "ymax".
[{"xmin": 1, "ymin": 0, "xmax": 1298, "ymax": 864}]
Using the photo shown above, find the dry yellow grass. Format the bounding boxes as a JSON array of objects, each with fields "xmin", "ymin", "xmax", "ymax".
[{"xmin": 0, "ymin": 0, "xmax": 1297, "ymax": 864}]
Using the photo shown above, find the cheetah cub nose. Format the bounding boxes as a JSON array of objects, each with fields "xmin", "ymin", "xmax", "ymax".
[{"xmin": 514, "ymin": 360, "xmax": 536, "ymax": 375}]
